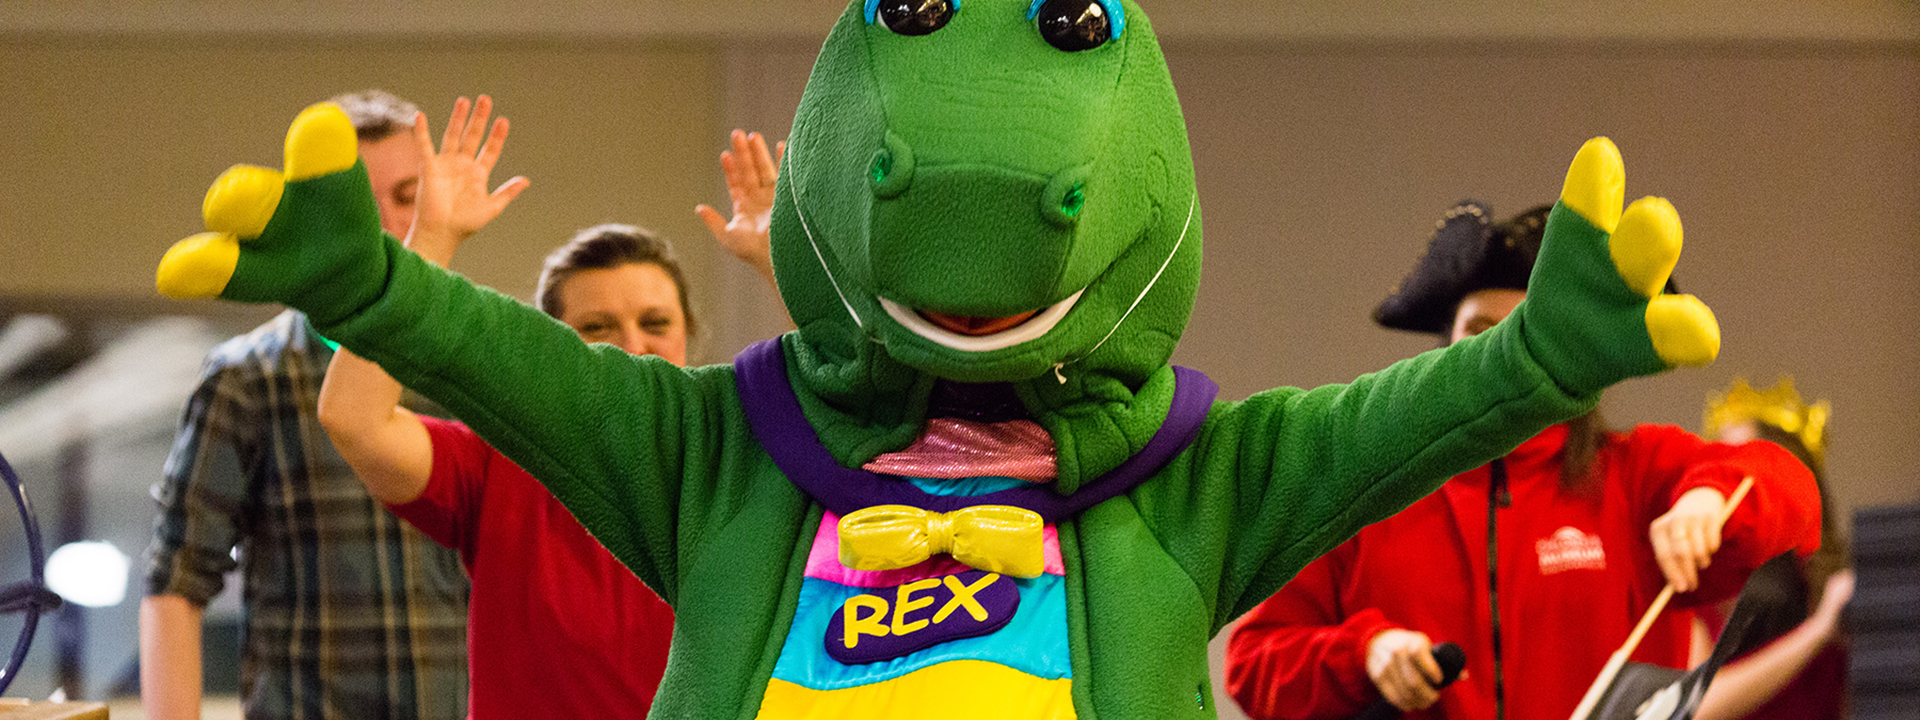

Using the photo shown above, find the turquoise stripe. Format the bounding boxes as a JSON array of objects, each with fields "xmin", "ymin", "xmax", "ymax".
[
  {"xmin": 771, "ymin": 574, "xmax": 1072, "ymax": 690},
  {"xmin": 903, "ymin": 475, "xmax": 1031, "ymax": 497}
]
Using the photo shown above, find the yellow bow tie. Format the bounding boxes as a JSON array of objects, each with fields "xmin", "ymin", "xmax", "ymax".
[{"xmin": 837, "ymin": 504, "xmax": 1045, "ymax": 579}]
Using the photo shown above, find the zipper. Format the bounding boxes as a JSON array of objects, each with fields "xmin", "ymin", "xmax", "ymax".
[{"xmin": 1487, "ymin": 458, "xmax": 1510, "ymax": 720}]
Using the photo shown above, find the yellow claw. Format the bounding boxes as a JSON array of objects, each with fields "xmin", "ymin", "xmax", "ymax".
[
  {"xmin": 284, "ymin": 103, "xmax": 358, "ymax": 181},
  {"xmin": 1561, "ymin": 137, "xmax": 1625, "ymax": 234},
  {"xmin": 1647, "ymin": 294, "xmax": 1720, "ymax": 367},
  {"xmin": 156, "ymin": 232, "xmax": 240, "ymax": 299},
  {"xmin": 203, "ymin": 165, "xmax": 285, "ymax": 239},
  {"xmin": 1609, "ymin": 196, "xmax": 1683, "ymax": 299}
]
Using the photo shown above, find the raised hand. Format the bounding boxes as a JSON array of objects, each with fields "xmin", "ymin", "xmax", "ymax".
[
  {"xmin": 1809, "ymin": 569, "xmax": 1854, "ymax": 634},
  {"xmin": 156, "ymin": 104, "xmax": 396, "ymax": 328},
  {"xmin": 407, "ymin": 95, "xmax": 529, "ymax": 266},
  {"xmin": 696, "ymin": 129, "xmax": 784, "ymax": 284},
  {"xmin": 1520, "ymin": 138, "xmax": 1720, "ymax": 395}
]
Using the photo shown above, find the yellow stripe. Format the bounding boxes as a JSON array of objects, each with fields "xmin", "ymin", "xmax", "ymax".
[{"xmin": 756, "ymin": 660, "xmax": 1074, "ymax": 720}]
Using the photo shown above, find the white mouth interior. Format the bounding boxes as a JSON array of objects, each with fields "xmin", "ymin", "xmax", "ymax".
[{"xmin": 879, "ymin": 289, "xmax": 1085, "ymax": 353}]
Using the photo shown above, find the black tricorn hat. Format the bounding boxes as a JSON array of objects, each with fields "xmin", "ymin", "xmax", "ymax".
[{"xmin": 1373, "ymin": 200, "xmax": 1551, "ymax": 335}]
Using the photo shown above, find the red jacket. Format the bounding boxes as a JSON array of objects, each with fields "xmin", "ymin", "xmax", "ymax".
[{"xmin": 1226, "ymin": 424, "xmax": 1821, "ymax": 720}]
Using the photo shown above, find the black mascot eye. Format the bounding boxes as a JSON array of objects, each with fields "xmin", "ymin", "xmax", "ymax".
[
  {"xmin": 1035, "ymin": 0, "xmax": 1112, "ymax": 52},
  {"xmin": 876, "ymin": 0, "xmax": 955, "ymax": 36}
]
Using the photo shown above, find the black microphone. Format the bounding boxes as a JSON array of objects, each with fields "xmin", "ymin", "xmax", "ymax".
[{"xmin": 1349, "ymin": 642, "xmax": 1467, "ymax": 720}]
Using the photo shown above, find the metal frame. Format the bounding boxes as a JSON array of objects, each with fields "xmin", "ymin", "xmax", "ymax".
[{"xmin": 0, "ymin": 450, "xmax": 51, "ymax": 695}]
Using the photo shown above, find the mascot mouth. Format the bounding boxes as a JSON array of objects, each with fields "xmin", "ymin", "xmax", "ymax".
[
  {"xmin": 915, "ymin": 310, "xmax": 1041, "ymax": 337},
  {"xmin": 879, "ymin": 290, "xmax": 1086, "ymax": 353}
]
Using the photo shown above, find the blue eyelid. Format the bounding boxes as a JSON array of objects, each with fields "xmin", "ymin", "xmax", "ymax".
[
  {"xmin": 1026, "ymin": 0, "xmax": 1126, "ymax": 39},
  {"xmin": 867, "ymin": 0, "xmax": 962, "ymax": 24}
]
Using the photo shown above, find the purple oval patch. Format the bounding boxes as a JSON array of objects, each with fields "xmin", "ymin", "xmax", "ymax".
[{"xmin": 824, "ymin": 570, "xmax": 1020, "ymax": 665}]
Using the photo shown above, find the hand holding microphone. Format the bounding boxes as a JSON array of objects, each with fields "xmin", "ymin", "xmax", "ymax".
[{"xmin": 1363, "ymin": 629, "xmax": 1467, "ymax": 716}]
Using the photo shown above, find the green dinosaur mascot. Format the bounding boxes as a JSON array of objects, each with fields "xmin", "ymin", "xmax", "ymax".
[{"xmin": 155, "ymin": 1, "xmax": 1719, "ymax": 717}]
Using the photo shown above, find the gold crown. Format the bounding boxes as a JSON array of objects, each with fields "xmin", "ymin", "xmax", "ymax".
[{"xmin": 1704, "ymin": 377, "xmax": 1829, "ymax": 462}]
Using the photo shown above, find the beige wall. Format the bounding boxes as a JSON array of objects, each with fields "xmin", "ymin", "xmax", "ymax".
[
  {"xmin": 3, "ymin": 7, "xmax": 1917, "ymax": 715},
  {"xmin": 6, "ymin": 1, "xmax": 1917, "ymax": 43},
  {"xmin": 0, "ymin": 37, "xmax": 724, "ymax": 337}
]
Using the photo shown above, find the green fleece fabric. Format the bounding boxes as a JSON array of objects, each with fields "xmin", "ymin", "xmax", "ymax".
[
  {"xmin": 309, "ymin": 241, "xmax": 1588, "ymax": 718},
  {"xmin": 774, "ymin": 1, "xmax": 1202, "ymax": 492},
  {"xmin": 169, "ymin": 1, "xmax": 1699, "ymax": 716}
]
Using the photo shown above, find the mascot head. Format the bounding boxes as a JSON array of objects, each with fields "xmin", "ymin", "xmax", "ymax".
[{"xmin": 775, "ymin": 0, "xmax": 1200, "ymax": 388}]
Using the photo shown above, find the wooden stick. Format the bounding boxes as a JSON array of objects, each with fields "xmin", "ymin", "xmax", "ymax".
[{"xmin": 1566, "ymin": 476, "xmax": 1756, "ymax": 720}]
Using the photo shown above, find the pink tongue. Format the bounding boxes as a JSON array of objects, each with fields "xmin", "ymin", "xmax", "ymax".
[{"xmin": 917, "ymin": 310, "xmax": 1042, "ymax": 337}]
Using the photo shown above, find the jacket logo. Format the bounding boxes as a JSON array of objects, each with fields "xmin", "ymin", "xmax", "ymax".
[
  {"xmin": 825, "ymin": 570, "xmax": 1020, "ymax": 664},
  {"xmin": 1535, "ymin": 526, "xmax": 1606, "ymax": 575}
]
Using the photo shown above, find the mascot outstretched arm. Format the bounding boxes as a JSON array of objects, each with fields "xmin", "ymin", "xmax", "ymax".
[{"xmin": 156, "ymin": 2, "xmax": 1716, "ymax": 717}]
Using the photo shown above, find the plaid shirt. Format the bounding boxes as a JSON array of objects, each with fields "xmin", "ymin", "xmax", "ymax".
[{"xmin": 146, "ymin": 311, "xmax": 469, "ymax": 720}]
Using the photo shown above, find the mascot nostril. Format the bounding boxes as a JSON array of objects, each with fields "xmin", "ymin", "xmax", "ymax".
[
  {"xmin": 1041, "ymin": 164, "xmax": 1093, "ymax": 228},
  {"xmin": 870, "ymin": 132, "xmax": 916, "ymax": 199}
]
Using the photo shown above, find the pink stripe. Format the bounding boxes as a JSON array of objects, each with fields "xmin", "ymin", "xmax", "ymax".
[{"xmin": 805, "ymin": 512, "xmax": 1065, "ymax": 587}]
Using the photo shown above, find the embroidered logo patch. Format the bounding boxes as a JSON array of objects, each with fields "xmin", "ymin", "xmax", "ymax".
[
  {"xmin": 1535, "ymin": 526, "xmax": 1607, "ymax": 575},
  {"xmin": 825, "ymin": 570, "xmax": 1020, "ymax": 664}
]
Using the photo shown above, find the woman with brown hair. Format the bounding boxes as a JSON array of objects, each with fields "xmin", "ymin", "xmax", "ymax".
[{"xmin": 315, "ymin": 96, "xmax": 782, "ymax": 719}]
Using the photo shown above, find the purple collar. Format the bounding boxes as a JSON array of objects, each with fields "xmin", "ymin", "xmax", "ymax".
[{"xmin": 733, "ymin": 339, "xmax": 1217, "ymax": 521}]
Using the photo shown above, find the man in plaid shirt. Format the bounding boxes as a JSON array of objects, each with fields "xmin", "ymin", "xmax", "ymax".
[{"xmin": 140, "ymin": 90, "xmax": 469, "ymax": 720}]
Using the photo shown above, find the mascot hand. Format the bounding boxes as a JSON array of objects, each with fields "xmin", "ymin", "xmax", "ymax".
[
  {"xmin": 1520, "ymin": 138, "xmax": 1719, "ymax": 396},
  {"xmin": 156, "ymin": 103, "xmax": 391, "ymax": 325}
]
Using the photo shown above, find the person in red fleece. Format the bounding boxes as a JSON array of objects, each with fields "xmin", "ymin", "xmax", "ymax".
[
  {"xmin": 314, "ymin": 96, "xmax": 784, "ymax": 719},
  {"xmin": 1224, "ymin": 201, "xmax": 1823, "ymax": 720}
]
